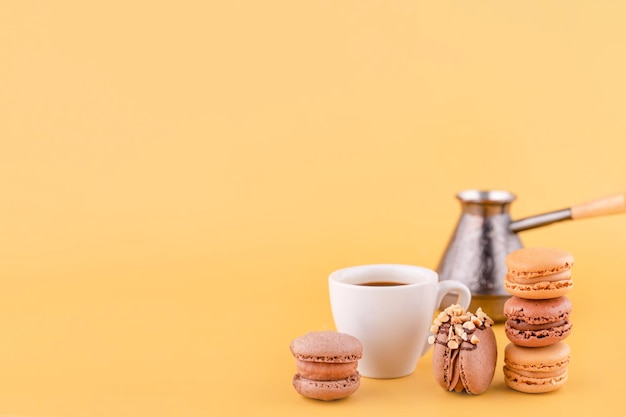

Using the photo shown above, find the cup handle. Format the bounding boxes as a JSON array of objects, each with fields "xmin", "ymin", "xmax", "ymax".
[
  {"xmin": 434, "ymin": 280, "xmax": 472, "ymax": 312},
  {"xmin": 420, "ymin": 280, "xmax": 472, "ymax": 357}
]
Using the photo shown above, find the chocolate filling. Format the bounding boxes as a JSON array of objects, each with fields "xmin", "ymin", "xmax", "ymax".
[
  {"xmin": 446, "ymin": 348, "xmax": 460, "ymax": 391},
  {"xmin": 506, "ymin": 319, "xmax": 568, "ymax": 331}
]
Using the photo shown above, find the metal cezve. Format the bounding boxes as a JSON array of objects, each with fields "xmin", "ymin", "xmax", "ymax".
[{"xmin": 437, "ymin": 189, "xmax": 626, "ymax": 322}]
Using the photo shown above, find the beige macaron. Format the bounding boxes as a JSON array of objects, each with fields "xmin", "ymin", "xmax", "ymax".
[
  {"xmin": 503, "ymin": 342, "xmax": 570, "ymax": 393},
  {"xmin": 504, "ymin": 247, "xmax": 574, "ymax": 299}
]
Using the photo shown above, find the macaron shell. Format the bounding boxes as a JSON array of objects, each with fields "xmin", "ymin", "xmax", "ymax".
[
  {"xmin": 505, "ymin": 247, "xmax": 574, "ymax": 278},
  {"xmin": 290, "ymin": 331, "xmax": 363, "ymax": 363},
  {"xmin": 504, "ymin": 342, "xmax": 570, "ymax": 369},
  {"xmin": 292, "ymin": 373, "xmax": 360, "ymax": 401},
  {"xmin": 431, "ymin": 333, "xmax": 453, "ymax": 391},
  {"xmin": 295, "ymin": 359, "xmax": 358, "ymax": 381},
  {"xmin": 459, "ymin": 326, "xmax": 498, "ymax": 394},
  {"xmin": 504, "ymin": 296, "xmax": 572, "ymax": 323},
  {"xmin": 503, "ymin": 367, "xmax": 568, "ymax": 393}
]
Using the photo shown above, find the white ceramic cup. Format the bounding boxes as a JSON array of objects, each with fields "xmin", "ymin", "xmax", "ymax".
[{"xmin": 329, "ymin": 264, "xmax": 471, "ymax": 379}]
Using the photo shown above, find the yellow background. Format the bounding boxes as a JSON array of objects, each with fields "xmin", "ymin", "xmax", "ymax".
[{"xmin": 1, "ymin": 1, "xmax": 625, "ymax": 416}]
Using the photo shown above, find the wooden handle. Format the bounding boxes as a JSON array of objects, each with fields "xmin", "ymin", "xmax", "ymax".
[{"xmin": 570, "ymin": 192, "xmax": 626, "ymax": 220}]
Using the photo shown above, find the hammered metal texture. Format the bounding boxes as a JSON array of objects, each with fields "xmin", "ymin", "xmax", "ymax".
[{"xmin": 437, "ymin": 199, "xmax": 523, "ymax": 321}]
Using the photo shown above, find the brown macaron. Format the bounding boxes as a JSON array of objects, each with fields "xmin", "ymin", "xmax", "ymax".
[
  {"xmin": 429, "ymin": 305, "xmax": 497, "ymax": 395},
  {"xmin": 290, "ymin": 331, "xmax": 362, "ymax": 401},
  {"xmin": 504, "ymin": 296, "xmax": 572, "ymax": 347}
]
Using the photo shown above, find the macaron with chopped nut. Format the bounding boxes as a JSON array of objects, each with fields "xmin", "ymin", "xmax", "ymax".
[
  {"xmin": 290, "ymin": 331, "xmax": 362, "ymax": 401},
  {"xmin": 428, "ymin": 304, "xmax": 497, "ymax": 395}
]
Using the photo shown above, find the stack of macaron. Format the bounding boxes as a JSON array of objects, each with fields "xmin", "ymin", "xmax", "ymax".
[
  {"xmin": 502, "ymin": 247, "xmax": 574, "ymax": 393},
  {"xmin": 290, "ymin": 331, "xmax": 362, "ymax": 401}
]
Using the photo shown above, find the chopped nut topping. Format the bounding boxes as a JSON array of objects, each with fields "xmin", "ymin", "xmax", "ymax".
[
  {"xmin": 451, "ymin": 306, "xmax": 464, "ymax": 316},
  {"xmin": 428, "ymin": 304, "xmax": 493, "ymax": 349},
  {"xmin": 447, "ymin": 339, "xmax": 459, "ymax": 349},
  {"xmin": 438, "ymin": 312, "xmax": 450, "ymax": 323},
  {"xmin": 463, "ymin": 321, "xmax": 476, "ymax": 330}
]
